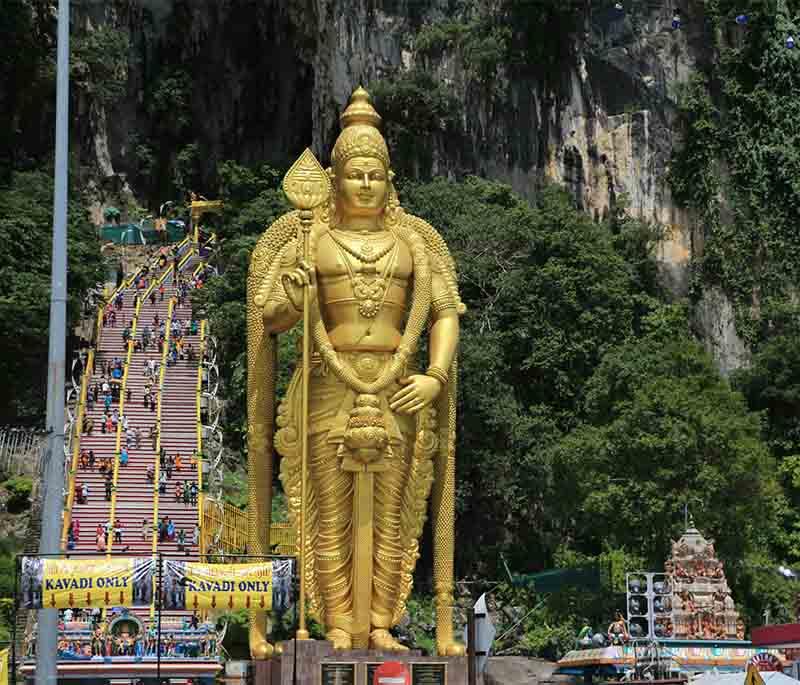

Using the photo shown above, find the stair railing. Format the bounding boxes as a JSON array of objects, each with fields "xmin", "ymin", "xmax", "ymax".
[
  {"xmin": 148, "ymin": 244, "xmax": 196, "ymax": 557},
  {"xmin": 105, "ymin": 294, "xmax": 142, "ymax": 556},
  {"xmin": 149, "ymin": 294, "xmax": 176, "ymax": 560},
  {"xmin": 59, "ymin": 348, "xmax": 95, "ymax": 550},
  {"xmin": 196, "ymin": 320, "xmax": 206, "ymax": 538}
]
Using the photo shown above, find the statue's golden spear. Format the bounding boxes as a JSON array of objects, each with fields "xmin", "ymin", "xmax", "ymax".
[{"xmin": 282, "ymin": 149, "xmax": 331, "ymax": 640}]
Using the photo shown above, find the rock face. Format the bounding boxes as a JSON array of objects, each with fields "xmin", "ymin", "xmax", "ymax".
[
  {"xmin": 65, "ymin": 0, "xmax": 744, "ymax": 369},
  {"xmin": 483, "ymin": 657, "xmax": 574, "ymax": 685}
]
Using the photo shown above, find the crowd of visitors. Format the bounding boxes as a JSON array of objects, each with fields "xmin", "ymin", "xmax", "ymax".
[
  {"xmin": 72, "ymin": 242, "xmax": 204, "ymax": 562},
  {"xmin": 31, "ymin": 238, "xmax": 225, "ymax": 671}
]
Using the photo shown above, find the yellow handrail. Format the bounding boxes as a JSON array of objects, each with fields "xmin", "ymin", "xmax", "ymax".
[
  {"xmin": 196, "ymin": 320, "xmax": 206, "ymax": 534},
  {"xmin": 106, "ymin": 297, "xmax": 141, "ymax": 556},
  {"xmin": 61, "ymin": 251, "xmax": 176, "ymax": 551},
  {"xmin": 149, "ymin": 249, "xmax": 194, "ymax": 552},
  {"xmin": 201, "ymin": 499, "xmax": 296, "ymax": 557},
  {"xmin": 148, "ymin": 245, "xmax": 193, "ymax": 559},
  {"xmin": 150, "ymin": 297, "xmax": 175, "ymax": 559},
  {"xmin": 60, "ymin": 348, "xmax": 95, "ymax": 550},
  {"xmin": 94, "ymin": 307, "xmax": 104, "ymax": 348}
]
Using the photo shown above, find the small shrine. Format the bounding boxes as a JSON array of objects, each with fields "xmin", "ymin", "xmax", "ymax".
[
  {"xmin": 667, "ymin": 525, "xmax": 743, "ymax": 640},
  {"xmin": 557, "ymin": 524, "xmax": 774, "ymax": 680}
]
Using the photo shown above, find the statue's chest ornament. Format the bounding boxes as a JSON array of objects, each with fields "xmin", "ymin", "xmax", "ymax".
[{"xmin": 329, "ymin": 229, "xmax": 399, "ymax": 319}]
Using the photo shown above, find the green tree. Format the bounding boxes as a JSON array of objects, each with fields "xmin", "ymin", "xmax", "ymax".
[
  {"xmin": 0, "ymin": 0, "xmax": 55, "ymax": 180},
  {"xmin": 2, "ymin": 475, "xmax": 33, "ymax": 513},
  {"xmin": 191, "ymin": 162, "xmax": 290, "ymax": 448},
  {"xmin": 71, "ymin": 24, "xmax": 131, "ymax": 105},
  {"xmin": 400, "ymin": 178, "xmax": 662, "ymax": 572},
  {"xmin": 371, "ymin": 70, "xmax": 464, "ymax": 179},
  {"xmin": 550, "ymin": 305, "xmax": 783, "ymax": 604},
  {"xmin": 0, "ymin": 170, "xmax": 105, "ymax": 422},
  {"xmin": 734, "ymin": 318, "xmax": 800, "ymax": 560},
  {"xmin": 670, "ymin": 2, "xmax": 800, "ymax": 342}
]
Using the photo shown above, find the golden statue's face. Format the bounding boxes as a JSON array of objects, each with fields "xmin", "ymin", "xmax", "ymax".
[{"xmin": 336, "ymin": 156, "xmax": 388, "ymax": 218}]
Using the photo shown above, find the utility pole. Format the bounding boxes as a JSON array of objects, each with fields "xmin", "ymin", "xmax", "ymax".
[{"xmin": 36, "ymin": 0, "xmax": 70, "ymax": 683}]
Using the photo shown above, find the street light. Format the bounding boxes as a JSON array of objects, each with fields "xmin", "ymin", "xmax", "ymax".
[{"xmin": 37, "ymin": 0, "xmax": 70, "ymax": 684}]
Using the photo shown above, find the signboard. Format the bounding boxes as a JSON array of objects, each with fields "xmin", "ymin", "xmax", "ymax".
[
  {"xmin": 321, "ymin": 663, "xmax": 355, "ymax": 685},
  {"xmin": 374, "ymin": 662, "xmax": 411, "ymax": 685},
  {"xmin": 163, "ymin": 559, "xmax": 293, "ymax": 611},
  {"xmin": 411, "ymin": 664, "xmax": 446, "ymax": 685},
  {"xmin": 749, "ymin": 653, "xmax": 783, "ymax": 672},
  {"xmin": 20, "ymin": 557, "xmax": 154, "ymax": 609}
]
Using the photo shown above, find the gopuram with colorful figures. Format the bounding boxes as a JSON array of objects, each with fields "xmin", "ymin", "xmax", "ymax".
[
  {"xmin": 667, "ymin": 525, "xmax": 744, "ymax": 641},
  {"xmin": 556, "ymin": 524, "xmax": 784, "ymax": 682}
]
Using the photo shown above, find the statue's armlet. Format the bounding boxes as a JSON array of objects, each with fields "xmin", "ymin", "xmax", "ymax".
[
  {"xmin": 262, "ymin": 241, "xmax": 301, "ymax": 330},
  {"xmin": 430, "ymin": 258, "xmax": 458, "ymax": 320},
  {"xmin": 272, "ymin": 240, "xmax": 300, "ymax": 299}
]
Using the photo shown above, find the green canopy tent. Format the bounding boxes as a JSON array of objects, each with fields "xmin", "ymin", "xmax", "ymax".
[
  {"xmin": 100, "ymin": 221, "xmax": 185, "ymax": 245},
  {"xmin": 512, "ymin": 566, "xmax": 602, "ymax": 593}
]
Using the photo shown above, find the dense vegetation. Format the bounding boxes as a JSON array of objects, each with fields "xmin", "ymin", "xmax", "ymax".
[
  {"xmin": 193, "ymin": 163, "xmax": 787, "ymax": 648},
  {"xmin": 671, "ymin": 0, "xmax": 800, "ymax": 344},
  {"xmin": 0, "ymin": 170, "xmax": 105, "ymax": 423},
  {"xmin": 6, "ymin": 0, "xmax": 800, "ymax": 659}
]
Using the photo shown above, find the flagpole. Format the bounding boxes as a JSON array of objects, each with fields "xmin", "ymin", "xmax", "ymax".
[{"xmin": 36, "ymin": 0, "xmax": 70, "ymax": 682}]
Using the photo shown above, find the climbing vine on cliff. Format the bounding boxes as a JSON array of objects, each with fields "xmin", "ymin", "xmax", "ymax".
[
  {"xmin": 370, "ymin": 70, "xmax": 465, "ymax": 179},
  {"xmin": 414, "ymin": 0, "xmax": 581, "ymax": 79},
  {"xmin": 670, "ymin": 0, "xmax": 800, "ymax": 343}
]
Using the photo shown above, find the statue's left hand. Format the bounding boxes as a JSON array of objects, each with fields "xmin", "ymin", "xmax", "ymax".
[{"xmin": 389, "ymin": 374, "xmax": 442, "ymax": 414}]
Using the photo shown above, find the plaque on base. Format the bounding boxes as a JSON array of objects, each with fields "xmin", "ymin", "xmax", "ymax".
[
  {"xmin": 322, "ymin": 663, "xmax": 356, "ymax": 685},
  {"xmin": 411, "ymin": 663, "xmax": 447, "ymax": 685},
  {"xmin": 252, "ymin": 641, "xmax": 466, "ymax": 685}
]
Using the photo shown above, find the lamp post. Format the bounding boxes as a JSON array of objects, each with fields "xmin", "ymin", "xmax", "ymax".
[{"xmin": 36, "ymin": 0, "xmax": 70, "ymax": 683}]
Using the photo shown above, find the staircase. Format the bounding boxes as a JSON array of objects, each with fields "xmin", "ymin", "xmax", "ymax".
[
  {"xmin": 68, "ymin": 247, "xmax": 195, "ymax": 558},
  {"xmin": 152, "ymin": 255, "xmax": 203, "ymax": 560}
]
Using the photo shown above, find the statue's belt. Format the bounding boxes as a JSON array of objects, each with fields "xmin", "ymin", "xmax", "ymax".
[{"xmin": 299, "ymin": 350, "xmax": 420, "ymax": 444}]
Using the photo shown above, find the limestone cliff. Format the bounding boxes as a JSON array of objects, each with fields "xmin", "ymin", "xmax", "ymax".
[{"xmin": 65, "ymin": 0, "xmax": 746, "ymax": 370}]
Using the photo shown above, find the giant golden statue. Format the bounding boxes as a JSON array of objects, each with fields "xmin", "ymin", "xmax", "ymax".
[{"xmin": 246, "ymin": 87, "xmax": 464, "ymax": 657}]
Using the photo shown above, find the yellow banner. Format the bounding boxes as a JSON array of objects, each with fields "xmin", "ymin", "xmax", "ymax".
[
  {"xmin": 21, "ymin": 557, "xmax": 154, "ymax": 608},
  {"xmin": 0, "ymin": 648, "xmax": 8, "ymax": 685},
  {"xmin": 165, "ymin": 561, "xmax": 273, "ymax": 611}
]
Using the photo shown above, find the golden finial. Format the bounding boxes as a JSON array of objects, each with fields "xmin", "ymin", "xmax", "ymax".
[
  {"xmin": 282, "ymin": 148, "xmax": 331, "ymax": 211},
  {"xmin": 340, "ymin": 86, "xmax": 382, "ymax": 130}
]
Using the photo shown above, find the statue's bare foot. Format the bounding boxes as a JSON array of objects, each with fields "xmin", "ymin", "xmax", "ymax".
[
  {"xmin": 370, "ymin": 629, "xmax": 409, "ymax": 652},
  {"xmin": 327, "ymin": 628, "xmax": 353, "ymax": 650},
  {"xmin": 249, "ymin": 639, "xmax": 274, "ymax": 659},
  {"xmin": 437, "ymin": 640, "xmax": 465, "ymax": 656}
]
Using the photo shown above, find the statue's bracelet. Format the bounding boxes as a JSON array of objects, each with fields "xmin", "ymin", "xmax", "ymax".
[{"xmin": 425, "ymin": 366, "xmax": 449, "ymax": 387}]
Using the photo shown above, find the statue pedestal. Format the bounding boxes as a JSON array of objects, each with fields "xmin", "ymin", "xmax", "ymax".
[{"xmin": 252, "ymin": 640, "xmax": 468, "ymax": 685}]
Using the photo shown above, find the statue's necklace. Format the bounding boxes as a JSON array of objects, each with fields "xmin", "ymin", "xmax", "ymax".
[
  {"xmin": 329, "ymin": 228, "xmax": 396, "ymax": 264},
  {"xmin": 331, "ymin": 234, "xmax": 398, "ymax": 319}
]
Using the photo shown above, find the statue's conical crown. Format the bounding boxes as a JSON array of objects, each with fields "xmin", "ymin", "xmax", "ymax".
[
  {"xmin": 340, "ymin": 86, "xmax": 382, "ymax": 129},
  {"xmin": 332, "ymin": 86, "xmax": 390, "ymax": 169}
]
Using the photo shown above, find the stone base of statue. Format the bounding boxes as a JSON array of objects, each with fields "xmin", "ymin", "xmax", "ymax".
[{"xmin": 251, "ymin": 640, "xmax": 468, "ymax": 685}]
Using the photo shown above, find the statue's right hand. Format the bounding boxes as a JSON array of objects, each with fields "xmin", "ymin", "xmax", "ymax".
[{"xmin": 281, "ymin": 260, "xmax": 316, "ymax": 311}]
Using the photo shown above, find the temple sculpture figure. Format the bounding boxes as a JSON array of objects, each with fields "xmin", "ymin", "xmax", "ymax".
[
  {"xmin": 246, "ymin": 87, "xmax": 465, "ymax": 656},
  {"xmin": 668, "ymin": 524, "xmax": 741, "ymax": 640}
]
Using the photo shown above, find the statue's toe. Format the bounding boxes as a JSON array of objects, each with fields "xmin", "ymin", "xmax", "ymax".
[
  {"xmin": 250, "ymin": 640, "xmax": 274, "ymax": 659},
  {"xmin": 370, "ymin": 629, "xmax": 408, "ymax": 652},
  {"xmin": 438, "ymin": 641, "xmax": 465, "ymax": 657},
  {"xmin": 327, "ymin": 628, "xmax": 353, "ymax": 650}
]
